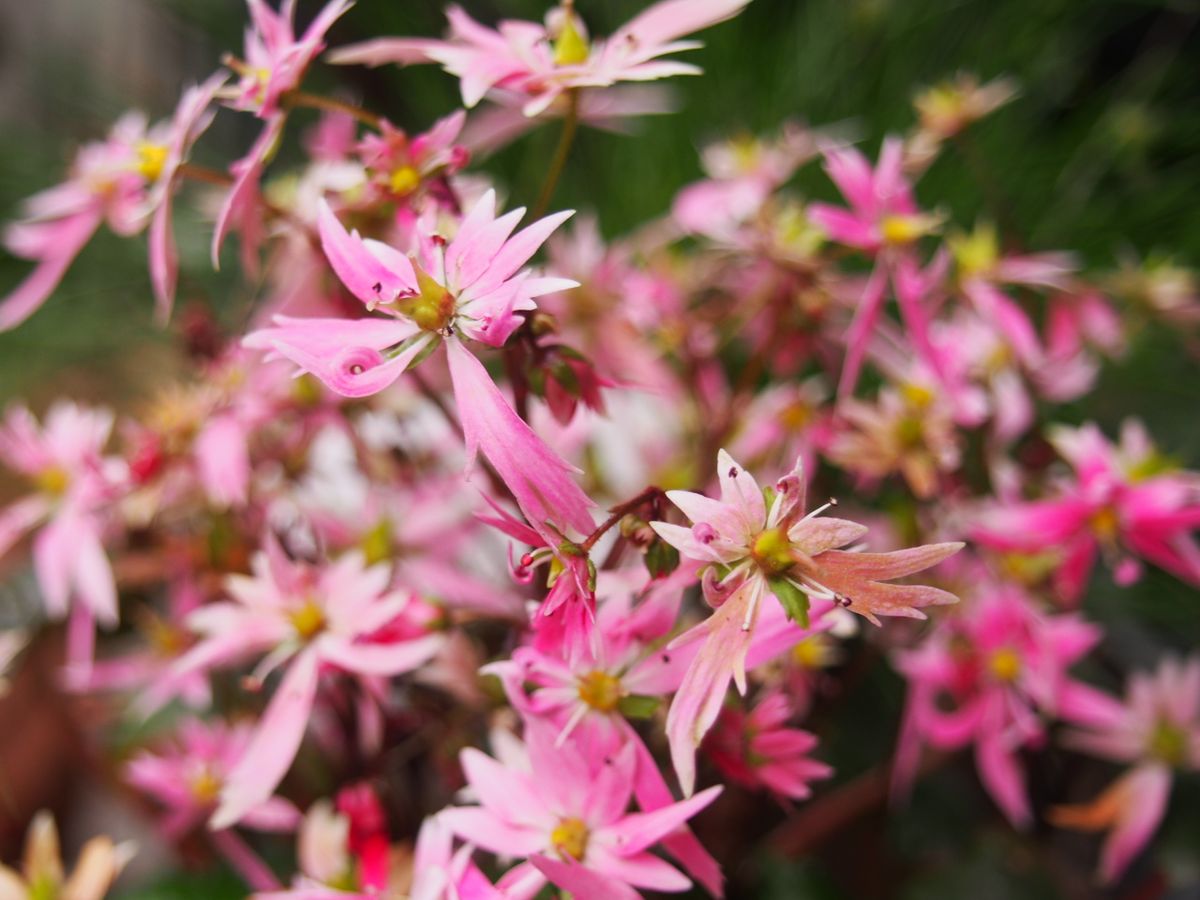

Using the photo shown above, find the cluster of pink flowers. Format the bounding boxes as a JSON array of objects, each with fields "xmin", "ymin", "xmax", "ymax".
[{"xmin": 0, "ymin": 1, "xmax": 1197, "ymax": 895}]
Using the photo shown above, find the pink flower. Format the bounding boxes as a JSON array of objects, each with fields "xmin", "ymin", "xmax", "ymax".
[
  {"xmin": 705, "ymin": 691, "xmax": 832, "ymax": 801},
  {"xmin": 0, "ymin": 403, "xmax": 123, "ymax": 671},
  {"xmin": 332, "ymin": 0, "xmax": 750, "ymax": 117},
  {"xmin": 246, "ymin": 192, "xmax": 593, "ymax": 542},
  {"xmin": 440, "ymin": 724, "xmax": 722, "ymax": 899},
  {"xmin": 172, "ymin": 535, "xmax": 444, "ymax": 829},
  {"xmin": 126, "ymin": 717, "xmax": 299, "ymax": 890},
  {"xmin": 652, "ymin": 450, "xmax": 961, "ymax": 793},
  {"xmin": 1, "ymin": 86, "xmax": 221, "ymax": 329},
  {"xmin": 972, "ymin": 420, "xmax": 1200, "ymax": 603},
  {"xmin": 808, "ymin": 139, "xmax": 945, "ymax": 395},
  {"xmin": 892, "ymin": 579, "xmax": 1101, "ymax": 826},
  {"xmin": 212, "ymin": 0, "xmax": 354, "ymax": 266},
  {"xmin": 355, "ymin": 110, "xmax": 470, "ymax": 206},
  {"xmin": 1052, "ymin": 656, "xmax": 1200, "ymax": 883}
]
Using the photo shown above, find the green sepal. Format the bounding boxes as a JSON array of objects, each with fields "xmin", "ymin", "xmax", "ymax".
[
  {"xmin": 618, "ymin": 694, "xmax": 661, "ymax": 719},
  {"xmin": 768, "ymin": 576, "xmax": 810, "ymax": 628}
]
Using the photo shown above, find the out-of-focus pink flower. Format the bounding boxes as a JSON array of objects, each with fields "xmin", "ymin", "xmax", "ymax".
[
  {"xmin": 808, "ymin": 139, "xmax": 945, "ymax": 395},
  {"xmin": 652, "ymin": 450, "xmax": 961, "ymax": 793},
  {"xmin": 172, "ymin": 535, "xmax": 443, "ymax": 828},
  {"xmin": 1, "ymin": 84, "xmax": 222, "ymax": 329},
  {"xmin": 705, "ymin": 691, "xmax": 832, "ymax": 801},
  {"xmin": 893, "ymin": 579, "xmax": 1101, "ymax": 826},
  {"xmin": 439, "ymin": 725, "xmax": 722, "ymax": 899},
  {"xmin": 1052, "ymin": 656, "xmax": 1200, "ymax": 883},
  {"xmin": 332, "ymin": 0, "xmax": 750, "ymax": 117},
  {"xmin": 356, "ymin": 110, "xmax": 469, "ymax": 206},
  {"xmin": 0, "ymin": 403, "xmax": 123, "ymax": 670},
  {"xmin": 972, "ymin": 420, "xmax": 1200, "ymax": 603}
]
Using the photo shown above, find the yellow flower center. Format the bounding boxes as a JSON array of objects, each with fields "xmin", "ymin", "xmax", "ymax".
[
  {"xmin": 34, "ymin": 466, "xmax": 70, "ymax": 497},
  {"xmin": 29, "ymin": 875, "xmax": 58, "ymax": 900},
  {"xmin": 895, "ymin": 416, "xmax": 925, "ymax": 449},
  {"xmin": 288, "ymin": 598, "xmax": 327, "ymax": 641},
  {"xmin": 552, "ymin": 13, "xmax": 590, "ymax": 66},
  {"xmin": 550, "ymin": 817, "xmax": 589, "ymax": 861},
  {"xmin": 949, "ymin": 224, "xmax": 999, "ymax": 279},
  {"xmin": 988, "ymin": 647, "xmax": 1022, "ymax": 682},
  {"xmin": 1148, "ymin": 721, "xmax": 1187, "ymax": 766},
  {"xmin": 880, "ymin": 215, "xmax": 928, "ymax": 246},
  {"xmin": 780, "ymin": 401, "xmax": 812, "ymax": 431},
  {"xmin": 360, "ymin": 519, "xmax": 394, "ymax": 566},
  {"xmin": 900, "ymin": 382, "xmax": 935, "ymax": 410},
  {"xmin": 1090, "ymin": 506, "xmax": 1120, "ymax": 542},
  {"xmin": 577, "ymin": 670, "xmax": 622, "ymax": 712},
  {"xmin": 397, "ymin": 266, "xmax": 456, "ymax": 332},
  {"xmin": 752, "ymin": 527, "xmax": 795, "ymax": 576},
  {"xmin": 135, "ymin": 141, "xmax": 170, "ymax": 182},
  {"xmin": 388, "ymin": 164, "xmax": 421, "ymax": 196},
  {"xmin": 189, "ymin": 768, "xmax": 223, "ymax": 804},
  {"xmin": 791, "ymin": 634, "xmax": 831, "ymax": 669}
]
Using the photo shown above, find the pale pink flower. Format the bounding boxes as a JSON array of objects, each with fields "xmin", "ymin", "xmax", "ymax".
[
  {"xmin": 1052, "ymin": 656, "xmax": 1200, "ymax": 883},
  {"xmin": 440, "ymin": 725, "xmax": 722, "ymax": 899},
  {"xmin": 0, "ymin": 403, "xmax": 123, "ymax": 670},
  {"xmin": 652, "ymin": 450, "xmax": 961, "ymax": 793},
  {"xmin": 331, "ymin": 0, "xmax": 750, "ymax": 117},
  {"xmin": 892, "ymin": 579, "xmax": 1102, "ymax": 826},
  {"xmin": 172, "ymin": 535, "xmax": 444, "ymax": 828},
  {"xmin": 1, "ymin": 85, "xmax": 221, "ymax": 329},
  {"xmin": 972, "ymin": 420, "xmax": 1200, "ymax": 603},
  {"xmin": 705, "ymin": 691, "xmax": 832, "ymax": 801},
  {"xmin": 355, "ymin": 110, "xmax": 470, "ymax": 207}
]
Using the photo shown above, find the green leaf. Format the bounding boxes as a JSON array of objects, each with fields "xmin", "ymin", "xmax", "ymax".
[{"xmin": 768, "ymin": 576, "xmax": 810, "ymax": 628}]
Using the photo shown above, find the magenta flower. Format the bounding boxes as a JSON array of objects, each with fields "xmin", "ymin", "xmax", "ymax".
[
  {"xmin": 1, "ymin": 84, "xmax": 221, "ymax": 329},
  {"xmin": 972, "ymin": 420, "xmax": 1200, "ymax": 603},
  {"xmin": 652, "ymin": 450, "xmax": 962, "ymax": 793},
  {"xmin": 808, "ymin": 139, "xmax": 946, "ymax": 396},
  {"xmin": 892, "ymin": 579, "xmax": 1102, "ymax": 826},
  {"xmin": 332, "ymin": 0, "xmax": 750, "ymax": 117},
  {"xmin": 440, "ymin": 725, "xmax": 722, "ymax": 899},
  {"xmin": 1052, "ymin": 656, "xmax": 1200, "ymax": 883},
  {"xmin": 0, "ymin": 403, "xmax": 123, "ymax": 671},
  {"xmin": 172, "ymin": 535, "xmax": 444, "ymax": 829},
  {"xmin": 705, "ymin": 691, "xmax": 832, "ymax": 802}
]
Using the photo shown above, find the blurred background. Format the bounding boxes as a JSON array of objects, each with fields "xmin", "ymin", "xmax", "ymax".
[{"xmin": 0, "ymin": 0, "xmax": 1197, "ymax": 897}]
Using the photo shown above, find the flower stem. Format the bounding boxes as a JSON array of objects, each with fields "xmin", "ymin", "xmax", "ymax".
[
  {"xmin": 532, "ymin": 89, "xmax": 580, "ymax": 219},
  {"xmin": 581, "ymin": 485, "xmax": 665, "ymax": 552},
  {"xmin": 282, "ymin": 90, "xmax": 383, "ymax": 129}
]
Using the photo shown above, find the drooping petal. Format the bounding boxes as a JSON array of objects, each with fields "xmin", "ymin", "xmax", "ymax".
[{"xmin": 212, "ymin": 649, "xmax": 320, "ymax": 829}]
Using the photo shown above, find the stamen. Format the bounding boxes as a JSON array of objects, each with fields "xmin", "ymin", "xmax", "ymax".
[{"xmin": 803, "ymin": 498, "xmax": 838, "ymax": 520}]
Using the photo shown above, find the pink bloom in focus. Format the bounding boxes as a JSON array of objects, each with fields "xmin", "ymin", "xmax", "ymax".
[
  {"xmin": 172, "ymin": 535, "xmax": 444, "ymax": 829},
  {"xmin": 892, "ymin": 579, "xmax": 1102, "ymax": 826},
  {"xmin": 972, "ymin": 420, "xmax": 1200, "ymax": 603},
  {"xmin": 332, "ymin": 0, "xmax": 750, "ymax": 117},
  {"xmin": 1052, "ymin": 656, "xmax": 1200, "ymax": 883},
  {"xmin": 246, "ymin": 191, "xmax": 593, "ymax": 542},
  {"xmin": 440, "ymin": 725, "xmax": 722, "ymax": 899},
  {"xmin": 705, "ymin": 691, "xmax": 832, "ymax": 802},
  {"xmin": 652, "ymin": 450, "xmax": 962, "ymax": 793}
]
